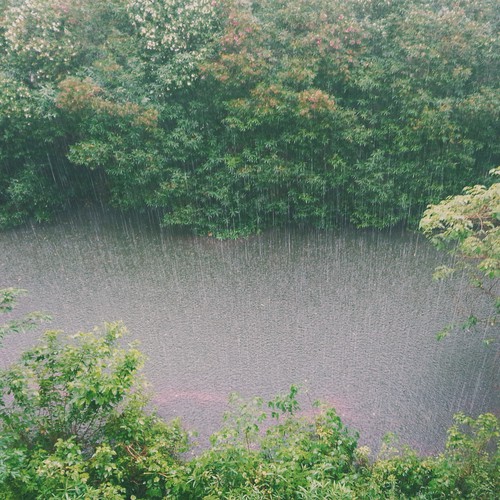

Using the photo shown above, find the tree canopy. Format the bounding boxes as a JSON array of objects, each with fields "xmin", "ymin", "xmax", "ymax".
[{"xmin": 0, "ymin": 0, "xmax": 498, "ymax": 236}]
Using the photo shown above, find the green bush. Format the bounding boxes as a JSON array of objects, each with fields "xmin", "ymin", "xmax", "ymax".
[
  {"xmin": 0, "ymin": 323, "xmax": 189, "ymax": 499},
  {"xmin": 0, "ymin": 323, "xmax": 497, "ymax": 499}
]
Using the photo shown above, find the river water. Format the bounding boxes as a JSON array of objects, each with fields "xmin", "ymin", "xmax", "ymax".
[{"xmin": 0, "ymin": 207, "xmax": 498, "ymax": 453}]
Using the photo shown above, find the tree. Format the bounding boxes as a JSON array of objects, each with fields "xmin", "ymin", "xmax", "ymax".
[
  {"xmin": 0, "ymin": 322, "xmax": 189, "ymax": 498},
  {"xmin": 420, "ymin": 167, "xmax": 499, "ymax": 339},
  {"xmin": 1, "ymin": 0, "xmax": 498, "ymax": 235}
]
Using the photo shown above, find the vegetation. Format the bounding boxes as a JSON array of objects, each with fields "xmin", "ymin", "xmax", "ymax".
[
  {"xmin": 1, "ymin": 0, "xmax": 498, "ymax": 496},
  {"xmin": 1, "ymin": 0, "xmax": 498, "ymax": 236},
  {"xmin": 0, "ymin": 288, "xmax": 50, "ymax": 343},
  {"xmin": 0, "ymin": 292, "xmax": 498, "ymax": 498},
  {"xmin": 0, "ymin": 322, "xmax": 190, "ymax": 499},
  {"xmin": 420, "ymin": 167, "xmax": 499, "ymax": 339}
]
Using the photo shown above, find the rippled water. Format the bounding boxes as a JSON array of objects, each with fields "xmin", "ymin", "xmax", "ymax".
[{"xmin": 0, "ymin": 207, "xmax": 497, "ymax": 453}]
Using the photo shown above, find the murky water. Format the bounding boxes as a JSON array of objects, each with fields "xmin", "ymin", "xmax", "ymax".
[{"xmin": 0, "ymin": 207, "xmax": 498, "ymax": 453}]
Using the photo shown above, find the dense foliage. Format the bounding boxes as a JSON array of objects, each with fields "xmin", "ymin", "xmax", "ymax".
[
  {"xmin": 1, "ymin": 0, "xmax": 498, "ymax": 236},
  {"xmin": 0, "ymin": 293, "xmax": 498, "ymax": 498},
  {"xmin": 0, "ymin": 324, "xmax": 498, "ymax": 499},
  {"xmin": 0, "ymin": 322, "xmax": 190, "ymax": 499}
]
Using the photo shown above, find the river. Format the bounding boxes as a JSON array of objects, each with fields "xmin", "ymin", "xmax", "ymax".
[{"xmin": 0, "ymin": 207, "xmax": 497, "ymax": 453}]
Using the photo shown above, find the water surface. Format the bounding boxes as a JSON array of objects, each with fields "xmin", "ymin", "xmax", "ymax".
[{"xmin": 0, "ymin": 208, "xmax": 497, "ymax": 453}]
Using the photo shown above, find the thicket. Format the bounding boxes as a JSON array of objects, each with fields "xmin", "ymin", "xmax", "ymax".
[
  {"xmin": 0, "ymin": 0, "xmax": 498, "ymax": 236},
  {"xmin": 0, "ymin": 315, "xmax": 498, "ymax": 499}
]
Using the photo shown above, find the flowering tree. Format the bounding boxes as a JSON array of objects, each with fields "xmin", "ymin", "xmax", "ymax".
[
  {"xmin": 2, "ymin": 0, "xmax": 83, "ymax": 82},
  {"xmin": 126, "ymin": 0, "xmax": 225, "ymax": 91},
  {"xmin": 0, "ymin": 0, "xmax": 498, "ymax": 235}
]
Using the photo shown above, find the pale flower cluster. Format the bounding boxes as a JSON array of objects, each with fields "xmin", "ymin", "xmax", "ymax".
[
  {"xmin": 1, "ymin": 0, "xmax": 79, "ymax": 79},
  {"xmin": 126, "ymin": 0, "xmax": 221, "ymax": 89},
  {"xmin": 0, "ymin": 76, "xmax": 33, "ymax": 120}
]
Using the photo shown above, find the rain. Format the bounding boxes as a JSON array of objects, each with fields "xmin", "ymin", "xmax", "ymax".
[
  {"xmin": 0, "ymin": 206, "xmax": 497, "ymax": 453},
  {"xmin": 0, "ymin": 1, "xmax": 498, "ymax": 495}
]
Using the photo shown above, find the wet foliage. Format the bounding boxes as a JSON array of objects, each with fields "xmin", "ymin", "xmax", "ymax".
[
  {"xmin": 0, "ymin": 293, "xmax": 498, "ymax": 498},
  {"xmin": 0, "ymin": 0, "xmax": 498, "ymax": 236},
  {"xmin": 0, "ymin": 324, "xmax": 498, "ymax": 499},
  {"xmin": 0, "ymin": 322, "xmax": 190, "ymax": 499},
  {"xmin": 0, "ymin": 288, "xmax": 50, "ymax": 343},
  {"xmin": 421, "ymin": 167, "xmax": 499, "ymax": 340}
]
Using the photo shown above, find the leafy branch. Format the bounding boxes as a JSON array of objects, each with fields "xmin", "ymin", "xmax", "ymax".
[
  {"xmin": 420, "ymin": 168, "xmax": 499, "ymax": 341},
  {"xmin": 0, "ymin": 288, "xmax": 51, "ymax": 344}
]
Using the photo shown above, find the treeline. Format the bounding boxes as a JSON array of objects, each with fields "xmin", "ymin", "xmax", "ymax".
[
  {"xmin": 0, "ymin": 0, "xmax": 499, "ymax": 236},
  {"xmin": 0, "ymin": 317, "xmax": 498, "ymax": 499}
]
